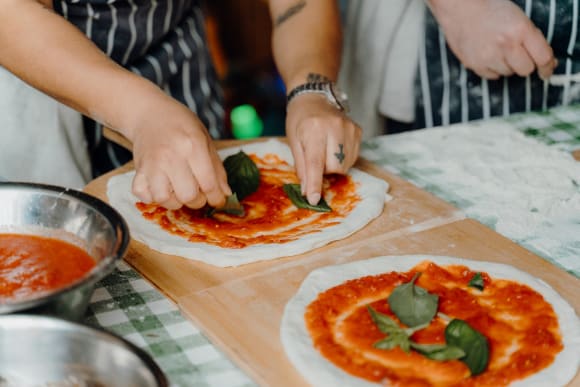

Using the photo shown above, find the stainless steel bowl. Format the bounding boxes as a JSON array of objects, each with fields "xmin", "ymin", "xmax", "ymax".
[
  {"xmin": 0, "ymin": 314, "xmax": 168, "ymax": 387},
  {"xmin": 0, "ymin": 182, "xmax": 129, "ymax": 320}
]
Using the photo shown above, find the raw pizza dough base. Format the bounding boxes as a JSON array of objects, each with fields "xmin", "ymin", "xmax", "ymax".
[
  {"xmin": 106, "ymin": 139, "xmax": 389, "ymax": 267},
  {"xmin": 281, "ymin": 255, "xmax": 580, "ymax": 387}
]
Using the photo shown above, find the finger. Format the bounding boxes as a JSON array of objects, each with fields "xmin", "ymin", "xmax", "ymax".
[
  {"xmin": 348, "ymin": 132, "xmax": 362, "ymax": 169},
  {"xmin": 325, "ymin": 139, "xmax": 348, "ymax": 174},
  {"xmin": 489, "ymin": 59, "xmax": 514, "ymax": 77},
  {"xmin": 211, "ymin": 151, "xmax": 232, "ymax": 196},
  {"xmin": 189, "ymin": 148, "xmax": 228, "ymax": 208},
  {"xmin": 523, "ymin": 27, "xmax": 556, "ymax": 79},
  {"xmin": 160, "ymin": 194, "xmax": 181, "ymax": 210},
  {"xmin": 166, "ymin": 159, "xmax": 202, "ymax": 206},
  {"xmin": 505, "ymin": 44, "xmax": 535, "ymax": 77},
  {"xmin": 344, "ymin": 124, "xmax": 362, "ymax": 169},
  {"xmin": 147, "ymin": 170, "xmax": 182, "ymax": 210},
  {"xmin": 303, "ymin": 135, "xmax": 327, "ymax": 205},
  {"xmin": 476, "ymin": 67, "xmax": 502, "ymax": 80},
  {"xmin": 288, "ymin": 136, "xmax": 307, "ymax": 193},
  {"xmin": 132, "ymin": 170, "xmax": 153, "ymax": 203},
  {"xmin": 184, "ymin": 190, "xmax": 208, "ymax": 209}
]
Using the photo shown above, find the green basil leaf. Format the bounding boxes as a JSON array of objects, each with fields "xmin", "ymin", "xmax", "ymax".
[
  {"xmin": 411, "ymin": 342, "xmax": 466, "ymax": 361},
  {"xmin": 388, "ymin": 272, "xmax": 439, "ymax": 327},
  {"xmin": 374, "ymin": 331, "xmax": 412, "ymax": 353},
  {"xmin": 445, "ymin": 319, "xmax": 489, "ymax": 375},
  {"xmin": 468, "ymin": 273, "xmax": 484, "ymax": 291},
  {"xmin": 368, "ymin": 307, "xmax": 412, "ymax": 352},
  {"xmin": 223, "ymin": 151, "xmax": 260, "ymax": 201},
  {"xmin": 367, "ymin": 306, "xmax": 401, "ymax": 334},
  {"xmin": 283, "ymin": 183, "xmax": 332, "ymax": 212},
  {"xmin": 403, "ymin": 322, "xmax": 430, "ymax": 336},
  {"xmin": 208, "ymin": 193, "xmax": 245, "ymax": 217}
]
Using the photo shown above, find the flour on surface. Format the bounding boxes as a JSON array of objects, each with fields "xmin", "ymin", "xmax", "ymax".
[{"xmin": 361, "ymin": 121, "xmax": 580, "ymax": 276}]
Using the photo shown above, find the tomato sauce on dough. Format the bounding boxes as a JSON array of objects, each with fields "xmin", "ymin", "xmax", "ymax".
[
  {"xmin": 305, "ymin": 261, "xmax": 563, "ymax": 386},
  {"xmin": 0, "ymin": 233, "xmax": 96, "ymax": 303},
  {"xmin": 136, "ymin": 154, "xmax": 360, "ymax": 248}
]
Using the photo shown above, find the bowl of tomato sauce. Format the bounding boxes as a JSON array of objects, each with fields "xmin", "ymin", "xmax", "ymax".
[{"xmin": 0, "ymin": 182, "xmax": 129, "ymax": 320}]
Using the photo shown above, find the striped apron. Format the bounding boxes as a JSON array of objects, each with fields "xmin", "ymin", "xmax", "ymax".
[
  {"xmin": 416, "ymin": 0, "xmax": 580, "ymax": 129},
  {"xmin": 54, "ymin": 0, "xmax": 224, "ymax": 176}
]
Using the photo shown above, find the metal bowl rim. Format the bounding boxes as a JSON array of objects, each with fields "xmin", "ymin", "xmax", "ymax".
[{"xmin": 0, "ymin": 182, "xmax": 131, "ymax": 312}]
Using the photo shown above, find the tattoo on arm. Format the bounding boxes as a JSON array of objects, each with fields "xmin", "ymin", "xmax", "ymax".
[
  {"xmin": 307, "ymin": 73, "xmax": 332, "ymax": 83},
  {"xmin": 334, "ymin": 144, "xmax": 345, "ymax": 164},
  {"xmin": 275, "ymin": 0, "xmax": 306, "ymax": 27}
]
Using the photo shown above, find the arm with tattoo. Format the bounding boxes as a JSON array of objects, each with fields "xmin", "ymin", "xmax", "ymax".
[
  {"xmin": 268, "ymin": 0, "xmax": 342, "ymax": 90},
  {"xmin": 267, "ymin": 0, "xmax": 362, "ymax": 206}
]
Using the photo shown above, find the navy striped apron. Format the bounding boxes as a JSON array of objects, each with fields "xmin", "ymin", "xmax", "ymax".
[
  {"xmin": 53, "ymin": 0, "xmax": 224, "ymax": 176},
  {"xmin": 415, "ymin": 0, "xmax": 580, "ymax": 129}
]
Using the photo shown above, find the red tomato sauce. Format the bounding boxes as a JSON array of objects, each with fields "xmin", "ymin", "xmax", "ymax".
[
  {"xmin": 0, "ymin": 233, "xmax": 96, "ymax": 303},
  {"xmin": 136, "ymin": 154, "xmax": 360, "ymax": 248},
  {"xmin": 305, "ymin": 261, "xmax": 563, "ymax": 386}
]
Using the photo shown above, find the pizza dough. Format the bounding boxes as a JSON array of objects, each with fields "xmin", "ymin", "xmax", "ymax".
[
  {"xmin": 106, "ymin": 139, "xmax": 390, "ymax": 267},
  {"xmin": 280, "ymin": 255, "xmax": 580, "ymax": 387}
]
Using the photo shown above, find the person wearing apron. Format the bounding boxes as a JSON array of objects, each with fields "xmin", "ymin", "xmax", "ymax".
[
  {"xmin": 0, "ymin": 0, "xmax": 360, "ymax": 209},
  {"xmin": 415, "ymin": 0, "xmax": 579, "ymax": 129},
  {"xmin": 53, "ymin": 0, "xmax": 224, "ymax": 179}
]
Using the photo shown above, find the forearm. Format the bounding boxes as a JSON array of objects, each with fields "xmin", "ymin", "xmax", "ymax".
[
  {"xmin": 0, "ymin": 0, "xmax": 172, "ymax": 141},
  {"xmin": 425, "ymin": 0, "xmax": 465, "ymax": 28},
  {"xmin": 268, "ymin": 0, "xmax": 342, "ymax": 90}
]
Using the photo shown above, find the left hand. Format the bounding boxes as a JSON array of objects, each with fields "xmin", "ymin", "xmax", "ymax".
[{"xmin": 285, "ymin": 93, "xmax": 362, "ymax": 205}]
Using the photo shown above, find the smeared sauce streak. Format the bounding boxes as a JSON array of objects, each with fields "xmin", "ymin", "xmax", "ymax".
[
  {"xmin": 0, "ymin": 234, "xmax": 96, "ymax": 303},
  {"xmin": 306, "ymin": 261, "xmax": 563, "ymax": 386},
  {"xmin": 136, "ymin": 154, "xmax": 360, "ymax": 248}
]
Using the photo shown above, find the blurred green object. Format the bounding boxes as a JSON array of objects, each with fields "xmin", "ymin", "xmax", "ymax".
[{"xmin": 231, "ymin": 104, "xmax": 264, "ymax": 139}]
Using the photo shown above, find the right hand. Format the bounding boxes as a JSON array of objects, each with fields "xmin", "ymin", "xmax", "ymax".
[
  {"xmin": 127, "ymin": 101, "xmax": 231, "ymax": 210},
  {"xmin": 429, "ymin": 0, "xmax": 557, "ymax": 80}
]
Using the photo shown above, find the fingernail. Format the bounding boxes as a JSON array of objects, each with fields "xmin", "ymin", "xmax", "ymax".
[{"xmin": 308, "ymin": 192, "xmax": 321, "ymax": 205}]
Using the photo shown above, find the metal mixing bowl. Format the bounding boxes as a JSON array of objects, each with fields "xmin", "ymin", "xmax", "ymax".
[
  {"xmin": 0, "ymin": 182, "xmax": 129, "ymax": 320},
  {"xmin": 0, "ymin": 314, "xmax": 168, "ymax": 387}
]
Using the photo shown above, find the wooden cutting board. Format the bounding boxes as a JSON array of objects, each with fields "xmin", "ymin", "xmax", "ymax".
[{"xmin": 84, "ymin": 138, "xmax": 580, "ymax": 387}]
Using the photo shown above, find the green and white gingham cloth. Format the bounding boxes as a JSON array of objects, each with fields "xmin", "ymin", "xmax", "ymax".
[
  {"xmin": 361, "ymin": 103, "xmax": 580, "ymax": 278},
  {"xmin": 85, "ymin": 103, "xmax": 580, "ymax": 386},
  {"xmin": 84, "ymin": 260, "xmax": 255, "ymax": 387}
]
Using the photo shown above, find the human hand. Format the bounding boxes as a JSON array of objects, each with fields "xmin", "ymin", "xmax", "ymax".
[
  {"xmin": 429, "ymin": 0, "xmax": 557, "ymax": 80},
  {"xmin": 285, "ymin": 94, "xmax": 362, "ymax": 205},
  {"xmin": 126, "ymin": 101, "xmax": 231, "ymax": 210}
]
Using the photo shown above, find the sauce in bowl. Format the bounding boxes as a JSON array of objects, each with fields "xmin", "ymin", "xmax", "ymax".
[{"xmin": 0, "ymin": 233, "xmax": 96, "ymax": 303}]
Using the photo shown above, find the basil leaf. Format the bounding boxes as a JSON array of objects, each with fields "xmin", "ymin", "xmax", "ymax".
[
  {"xmin": 374, "ymin": 331, "xmax": 412, "ymax": 353},
  {"xmin": 368, "ymin": 307, "xmax": 412, "ymax": 352},
  {"xmin": 223, "ymin": 151, "xmax": 260, "ymax": 201},
  {"xmin": 208, "ymin": 193, "xmax": 245, "ymax": 217},
  {"xmin": 368, "ymin": 307, "xmax": 464, "ymax": 360},
  {"xmin": 411, "ymin": 343, "xmax": 466, "ymax": 361},
  {"xmin": 445, "ymin": 319, "xmax": 489, "ymax": 375},
  {"xmin": 388, "ymin": 272, "xmax": 439, "ymax": 327},
  {"xmin": 468, "ymin": 273, "xmax": 484, "ymax": 291},
  {"xmin": 367, "ymin": 306, "xmax": 401, "ymax": 334},
  {"xmin": 282, "ymin": 183, "xmax": 332, "ymax": 212}
]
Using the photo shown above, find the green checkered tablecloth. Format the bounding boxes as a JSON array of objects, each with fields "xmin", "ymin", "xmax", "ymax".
[
  {"xmin": 84, "ymin": 261, "xmax": 255, "ymax": 387},
  {"xmin": 361, "ymin": 104, "xmax": 580, "ymax": 278},
  {"xmin": 85, "ymin": 104, "xmax": 580, "ymax": 387}
]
